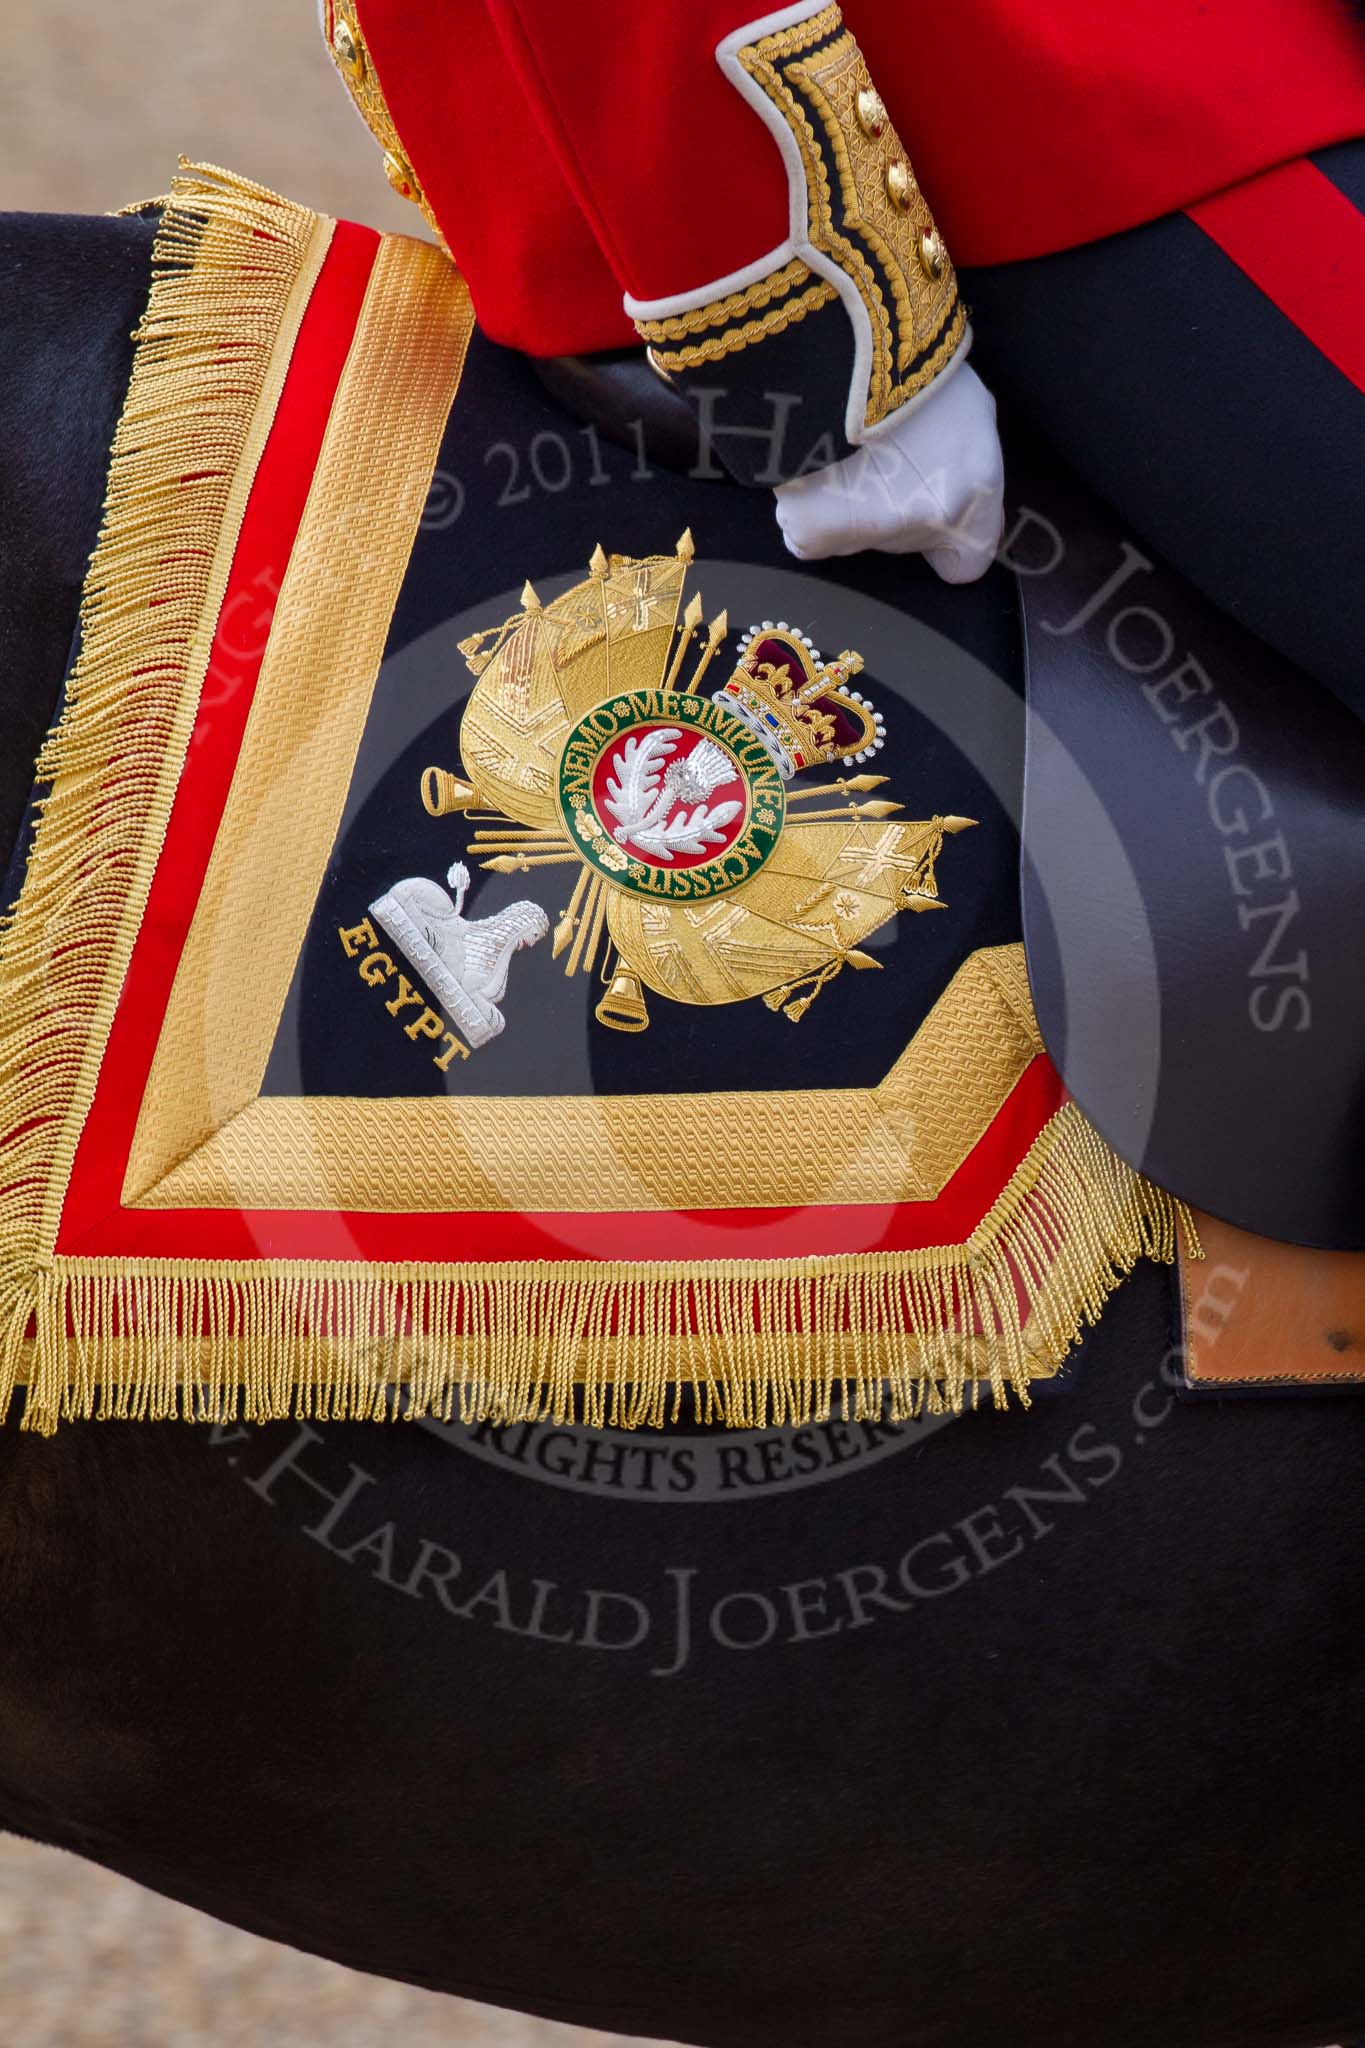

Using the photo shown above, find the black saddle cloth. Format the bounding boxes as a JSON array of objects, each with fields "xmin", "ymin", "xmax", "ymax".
[{"xmin": 2, "ymin": 210, "xmax": 1365, "ymax": 2048}]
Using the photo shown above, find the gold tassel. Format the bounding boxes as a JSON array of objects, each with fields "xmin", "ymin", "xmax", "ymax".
[
  {"xmin": 5, "ymin": 1103, "xmax": 1198, "ymax": 1434},
  {"xmin": 0, "ymin": 163, "xmax": 327, "ymax": 1430}
]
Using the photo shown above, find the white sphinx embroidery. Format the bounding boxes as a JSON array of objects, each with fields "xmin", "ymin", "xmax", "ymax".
[{"xmin": 369, "ymin": 861, "xmax": 547, "ymax": 1050}]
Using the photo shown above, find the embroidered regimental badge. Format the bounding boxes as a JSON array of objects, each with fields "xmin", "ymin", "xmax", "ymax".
[
  {"xmin": 558, "ymin": 689, "xmax": 783, "ymax": 898},
  {"xmin": 391, "ymin": 531, "xmax": 973, "ymax": 1037}
]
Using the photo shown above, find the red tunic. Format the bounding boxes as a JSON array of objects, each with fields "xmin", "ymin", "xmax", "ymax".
[{"xmin": 347, "ymin": 0, "xmax": 1365, "ymax": 354}]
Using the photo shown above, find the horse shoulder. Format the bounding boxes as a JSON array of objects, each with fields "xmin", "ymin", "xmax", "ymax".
[{"xmin": 0, "ymin": 209, "xmax": 157, "ymax": 870}]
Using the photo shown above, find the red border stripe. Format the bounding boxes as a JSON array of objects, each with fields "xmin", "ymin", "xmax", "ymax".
[
  {"xmin": 57, "ymin": 222, "xmax": 382, "ymax": 1256},
  {"xmin": 1188, "ymin": 157, "xmax": 1365, "ymax": 396}
]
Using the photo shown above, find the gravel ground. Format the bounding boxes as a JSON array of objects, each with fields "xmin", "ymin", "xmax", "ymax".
[
  {"xmin": 1, "ymin": 0, "xmax": 425, "ymax": 229},
  {"xmin": 0, "ymin": 1835, "xmax": 664, "ymax": 2048}
]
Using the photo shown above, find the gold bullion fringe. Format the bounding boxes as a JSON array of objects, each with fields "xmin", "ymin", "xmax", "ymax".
[
  {"xmin": 3, "ymin": 1103, "xmax": 1198, "ymax": 1434},
  {"xmin": 0, "ymin": 164, "xmax": 320, "ymax": 1374}
]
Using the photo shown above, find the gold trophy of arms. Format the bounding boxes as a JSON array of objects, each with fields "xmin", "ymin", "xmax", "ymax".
[{"xmin": 421, "ymin": 532, "xmax": 974, "ymax": 1033}]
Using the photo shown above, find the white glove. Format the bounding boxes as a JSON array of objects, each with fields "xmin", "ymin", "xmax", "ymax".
[{"xmin": 772, "ymin": 362, "xmax": 1004, "ymax": 583}]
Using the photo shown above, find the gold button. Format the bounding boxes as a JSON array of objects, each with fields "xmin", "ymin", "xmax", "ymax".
[
  {"xmin": 856, "ymin": 87, "xmax": 886, "ymax": 138},
  {"xmin": 919, "ymin": 228, "xmax": 946, "ymax": 279},
  {"xmin": 383, "ymin": 150, "xmax": 417, "ymax": 201},
  {"xmin": 331, "ymin": 13, "xmax": 366, "ymax": 84},
  {"xmin": 885, "ymin": 159, "xmax": 916, "ymax": 211}
]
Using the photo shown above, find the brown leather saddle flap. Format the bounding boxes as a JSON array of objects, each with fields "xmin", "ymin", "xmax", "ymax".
[{"xmin": 1182, "ymin": 1211, "xmax": 1365, "ymax": 1390}]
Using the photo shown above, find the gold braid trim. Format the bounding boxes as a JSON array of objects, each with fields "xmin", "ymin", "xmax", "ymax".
[
  {"xmin": 0, "ymin": 164, "xmax": 331, "ymax": 1422},
  {"xmin": 635, "ymin": 256, "xmax": 823, "ymax": 341},
  {"xmin": 645, "ymin": 279, "xmax": 838, "ymax": 372},
  {"xmin": 737, "ymin": 4, "xmax": 966, "ymax": 428},
  {"xmin": 7, "ymin": 1103, "xmax": 1197, "ymax": 1434}
]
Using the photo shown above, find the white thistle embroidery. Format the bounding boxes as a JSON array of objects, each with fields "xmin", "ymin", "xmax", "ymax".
[{"xmin": 603, "ymin": 729, "xmax": 742, "ymax": 862}]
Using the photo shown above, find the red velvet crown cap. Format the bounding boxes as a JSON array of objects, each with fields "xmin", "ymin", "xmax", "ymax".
[{"xmin": 349, "ymin": 0, "xmax": 1365, "ymax": 356}]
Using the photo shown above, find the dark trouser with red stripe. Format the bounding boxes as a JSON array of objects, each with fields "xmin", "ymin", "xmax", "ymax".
[{"xmin": 963, "ymin": 141, "xmax": 1365, "ymax": 717}]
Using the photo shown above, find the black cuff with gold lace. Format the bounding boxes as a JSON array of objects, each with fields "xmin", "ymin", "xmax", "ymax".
[{"xmin": 633, "ymin": 2, "xmax": 967, "ymax": 486}]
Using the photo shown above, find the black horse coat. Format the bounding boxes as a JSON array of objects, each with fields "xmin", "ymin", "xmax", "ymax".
[{"xmin": 0, "ymin": 215, "xmax": 1363, "ymax": 2048}]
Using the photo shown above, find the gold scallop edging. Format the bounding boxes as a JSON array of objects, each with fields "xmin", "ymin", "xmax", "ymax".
[
  {"xmin": 635, "ymin": 256, "xmax": 818, "ymax": 341},
  {"xmin": 635, "ymin": 255, "xmax": 840, "ymax": 369},
  {"xmin": 645, "ymin": 279, "xmax": 839, "ymax": 372}
]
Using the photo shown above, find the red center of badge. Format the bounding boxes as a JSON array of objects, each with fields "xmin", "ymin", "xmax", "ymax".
[{"xmin": 589, "ymin": 722, "xmax": 749, "ymax": 869}]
